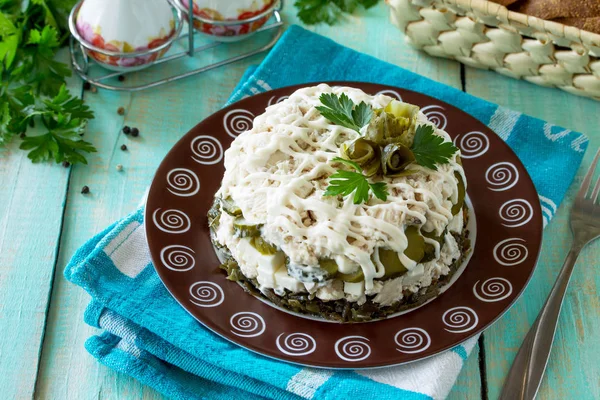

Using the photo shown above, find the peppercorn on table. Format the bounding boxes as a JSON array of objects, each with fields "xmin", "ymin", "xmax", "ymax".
[{"xmin": 1, "ymin": 2, "xmax": 599, "ymax": 399}]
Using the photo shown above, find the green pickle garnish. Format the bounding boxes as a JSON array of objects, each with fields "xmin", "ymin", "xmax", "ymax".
[
  {"xmin": 233, "ymin": 217, "xmax": 262, "ymax": 238},
  {"xmin": 451, "ymin": 171, "xmax": 466, "ymax": 215},
  {"xmin": 250, "ymin": 236, "xmax": 278, "ymax": 255}
]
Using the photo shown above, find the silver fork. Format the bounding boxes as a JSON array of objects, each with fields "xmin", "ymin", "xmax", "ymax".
[{"xmin": 500, "ymin": 148, "xmax": 600, "ymax": 400}]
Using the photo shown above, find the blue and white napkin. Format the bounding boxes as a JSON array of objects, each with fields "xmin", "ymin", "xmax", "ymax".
[{"xmin": 66, "ymin": 26, "xmax": 588, "ymax": 400}]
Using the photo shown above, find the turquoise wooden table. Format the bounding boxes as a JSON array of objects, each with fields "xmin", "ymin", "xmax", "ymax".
[{"xmin": 1, "ymin": 2, "xmax": 598, "ymax": 399}]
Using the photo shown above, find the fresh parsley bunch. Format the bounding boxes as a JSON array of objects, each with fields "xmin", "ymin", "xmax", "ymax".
[
  {"xmin": 0, "ymin": 0, "xmax": 96, "ymax": 165},
  {"xmin": 295, "ymin": 0, "xmax": 379, "ymax": 25}
]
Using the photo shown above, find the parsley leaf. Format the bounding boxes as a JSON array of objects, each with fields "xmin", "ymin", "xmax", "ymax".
[
  {"xmin": 295, "ymin": 0, "xmax": 379, "ymax": 25},
  {"xmin": 0, "ymin": 102, "xmax": 13, "ymax": 144},
  {"xmin": 316, "ymin": 93, "xmax": 372, "ymax": 133},
  {"xmin": 410, "ymin": 125, "xmax": 458, "ymax": 170},
  {"xmin": 13, "ymin": 25, "xmax": 71, "ymax": 95},
  {"xmin": 0, "ymin": 12, "xmax": 19, "ymax": 68},
  {"xmin": 19, "ymin": 84, "xmax": 96, "ymax": 164},
  {"xmin": 351, "ymin": 101, "xmax": 372, "ymax": 130},
  {"xmin": 0, "ymin": 0, "xmax": 95, "ymax": 165},
  {"xmin": 324, "ymin": 157, "xmax": 388, "ymax": 204},
  {"xmin": 294, "ymin": 0, "xmax": 342, "ymax": 25},
  {"xmin": 41, "ymin": 83, "xmax": 94, "ymax": 119}
]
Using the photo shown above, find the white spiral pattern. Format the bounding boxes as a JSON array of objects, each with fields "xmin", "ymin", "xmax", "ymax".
[
  {"xmin": 473, "ymin": 278, "xmax": 513, "ymax": 302},
  {"xmin": 190, "ymin": 135, "xmax": 223, "ymax": 165},
  {"xmin": 394, "ymin": 328, "xmax": 431, "ymax": 354},
  {"xmin": 267, "ymin": 95, "xmax": 289, "ymax": 106},
  {"xmin": 152, "ymin": 208, "xmax": 190, "ymax": 234},
  {"xmin": 223, "ymin": 109, "xmax": 254, "ymax": 138},
  {"xmin": 166, "ymin": 168, "xmax": 200, "ymax": 197},
  {"xmin": 189, "ymin": 281, "xmax": 224, "ymax": 307},
  {"xmin": 485, "ymin": 162, "xmax": 519, "ymax": 191},
  {"xmin": 499, "ymin": 199, "xmax": 533, "ymax": 228},
  {"xmin": 229, "ymin": 312, "xmax": 266, "ymax": 337},
  {"xmin": 334, "ymin": 336, "xmax": 371, "ymax": 362},
  {"xmin": 421, "ymin": 105, "xmax": 447, "ymax": 130},
  {"xmin": 442, "ymin": 307, "xmax": 479, "ymax": 333},
  {"xmin": 453, "ymin": 131, "xmax": 490, "ymax": 159},
  {"xmin": 376, "ymin": 89, "xmax": 403, "ymax": 101},
  {"xmin": 493, "ymin": 238, "xmax": 529, "ymax": 266},
  {"xmin": 160, "ymin": 245, "xmax": 195, "ymax": 272},
  {"xmin": 276, "ymin": 333, "xmax": 317, "ymax": 356}
]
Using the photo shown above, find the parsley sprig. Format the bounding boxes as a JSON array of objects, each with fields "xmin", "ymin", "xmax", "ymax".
[
  {"xmin": 411, "ymin": 125, "xmax": 458, "ymax": 171},
  {"xmin": 19, "ymin": 84, "xmax": 96, "ymax": 164},
  {"xmin": 324, "ymin": 157, "xmax": 388, "ymax": 204},
  {"xmin": 295, "ymin": 0, "xmax": 379, "ymax": 25},
  {"xmin": 0, "ymin": 1, "xmax": 96, "ymax": 165},
  {"xmin": 316, "ymin": 93, "xmax": 372, "ymax": 133}
]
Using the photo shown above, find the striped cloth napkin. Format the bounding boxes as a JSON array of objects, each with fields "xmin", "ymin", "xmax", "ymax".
[{"xmin": 66, "ymin": 26, "xmax": 588, "ymax": 400}]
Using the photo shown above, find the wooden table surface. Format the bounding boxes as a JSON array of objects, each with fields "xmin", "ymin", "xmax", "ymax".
[{"xmin": 1, "ymin": 2, "xmax": 598, "ymax": 399}]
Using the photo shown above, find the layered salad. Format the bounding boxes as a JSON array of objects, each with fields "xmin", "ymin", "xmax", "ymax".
[{"xmin": 209, "ymin": 84, "xmax": 470, "ymax": 322}]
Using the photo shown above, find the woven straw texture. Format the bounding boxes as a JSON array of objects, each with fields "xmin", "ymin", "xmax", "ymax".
[{"xmin": 387, "ymin": 0, "xmax": 600, "ymax": 100}]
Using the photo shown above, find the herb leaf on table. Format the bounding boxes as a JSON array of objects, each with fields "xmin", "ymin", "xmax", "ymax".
[
  {"xmin": 295, "ymin": 0, "xmax": 379, "ymax": 25},
  {"xmin": 0, "ymin": 0, "xmax": 96, "ymax": 165},
  {"xmin": 19, "ymin": 84, "xmax": 96, "ymax": 164}
]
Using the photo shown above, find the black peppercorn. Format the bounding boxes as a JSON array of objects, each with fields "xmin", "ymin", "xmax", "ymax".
[
  {"xmin": 81, "ymin": 185, "xmax": 90, "ymax": 194},
  {"xmin": 83, "ymin": 81, "xmax": 91, "ymax": 91},
  {"xmin": 122, "ymin": 126, "xmax": 131, "ymax": 134},
  {"xmin": 131, "ymin": 127, "xmax": 139, "ymax": 137},
  {"xmin": 120, "ymin": 144, "xmax": 127, "ymax": 151},
  {"xmin": 118, "ymin": 75, "xmax": 125, "ymax": 82},
  {"xmin": 62, "ymin": 161, "xmax": 70, "ymax": 168}
]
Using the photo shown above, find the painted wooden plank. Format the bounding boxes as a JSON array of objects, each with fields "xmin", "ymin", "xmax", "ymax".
[
  {"xmin": 463, "ymin": 67, "xmax": 600, "ymax": 399},
  {"xmin": 0, "ymin": 49, "xmax": 81, "ymax": 400},
  {"xmin": 34, "ymin": 3, "xmax": 480, "ymax": 399}
]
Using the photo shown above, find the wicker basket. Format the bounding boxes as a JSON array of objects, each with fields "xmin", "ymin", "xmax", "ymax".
[{"xmin": 387, "ymin": 0, "xmax": 600, "ymax": 100}]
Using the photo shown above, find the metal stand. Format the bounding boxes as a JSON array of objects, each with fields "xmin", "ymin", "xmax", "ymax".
[{"xmin": 69, "ymin": 1, "xmax": 284, "ymax": 92}]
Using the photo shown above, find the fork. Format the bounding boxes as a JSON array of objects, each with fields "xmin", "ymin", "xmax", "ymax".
[{"xmin": 500, "ymin": 148, "xmax": 600, "ymax": 400}]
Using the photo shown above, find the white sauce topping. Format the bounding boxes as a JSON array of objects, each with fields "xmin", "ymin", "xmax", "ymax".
[{"xmin": 216, "ymin": 84, "xmax": 465, "ymax": 291}]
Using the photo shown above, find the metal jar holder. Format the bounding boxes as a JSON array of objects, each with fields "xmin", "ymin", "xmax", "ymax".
[{"xmin": 68, "ymin": 0, "xmax": 284, "ymax": 92}]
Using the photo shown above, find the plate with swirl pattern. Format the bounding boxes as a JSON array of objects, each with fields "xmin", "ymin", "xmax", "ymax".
[{"xmin": 145, "ymin": 82, "xmax": 543, "ymax": 368}]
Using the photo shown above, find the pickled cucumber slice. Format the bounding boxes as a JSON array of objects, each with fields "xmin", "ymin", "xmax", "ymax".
[
  {"xmin": 376, "ymin": 226, "xmax": 425, "ymax": 279},
  {"xmin": 451, "ymin": 172, "xmax": 466, "ymax": 215},
  {"xmin": 207, "ymin": 198, "xmax": 221, "ymax": 230},
  {"xmin": 250, "ymin": 236, "xmax": 277, "ymax": 255},
  {"xmin": 384, "ymin": 100, "xmax": 420, "ymax": 120},
  {"xmin": 221, "ymin": 197, "xmax": 242, "ymax": 216},
  {"xmin": 319, "ymin": 259, "xmax": 339, "ymax": 275},
  {"xmin": 341, "ymin": 138, "xmax": 381, "ymax": 177},
  {"xmin": 422, "ymin": 228, "xmax": 446, "ymax": 262},
  {"xmin": 233, "ymin": 217, "xmax": 262, "ymax": 238},
  {"xmin": 404, "ymin": 226, "xmax": 425, "ymax": 262},
  {"xmin": 381, "ymin": 143, "xmax": 415, "ymax": 176},
  {"xmin": 377, "ymin": 248, "xmax": 408, "ymax": 279},
  {"xmin": 337, "ymin": 267, "xmax": 364, "ymax": 283}
]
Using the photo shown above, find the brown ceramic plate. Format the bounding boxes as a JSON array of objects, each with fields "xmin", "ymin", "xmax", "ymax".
[{"xmin": 145, "ymin": 82, "xmax": 543, "ymax": 369}]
